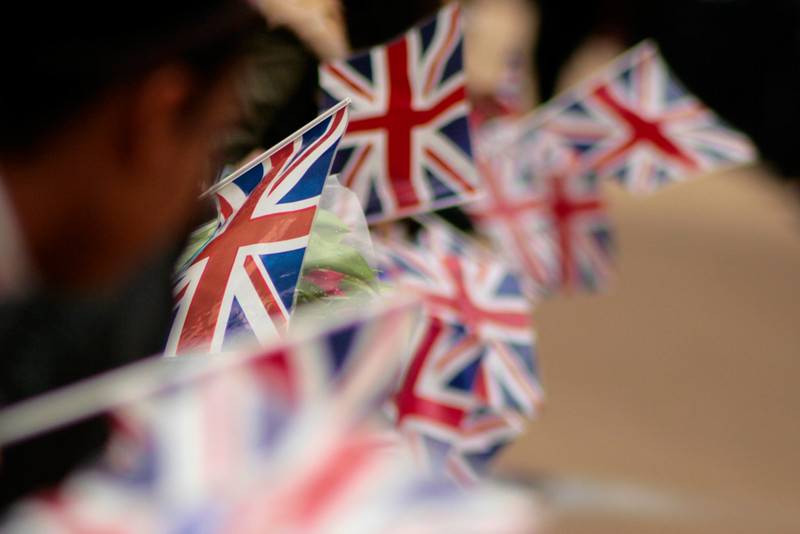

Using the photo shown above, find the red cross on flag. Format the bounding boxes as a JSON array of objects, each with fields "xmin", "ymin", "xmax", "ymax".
[
  {"xmin": 467, "ymin": 132, "xmax": 615, "ymax": 296},
  {"xmin": 166, "ymin": 101, "xmax": 349, "ymax": 356},
  {"xmin": 318, "ymin": 3, "xmax": 480, "ymax": 222},
  {"xmin": 509, "ymin": 40, "xmax": 757, "ymax": 194}
]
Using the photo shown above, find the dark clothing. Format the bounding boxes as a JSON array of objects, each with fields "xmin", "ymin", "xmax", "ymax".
[
  {"xmin": 341, "ymin": 0, "xmax": 442, "ymax": 51},
  {"xmin": 0, "ymin": 247, "xmax": 179, "ymax": 512},
  {"xmin": 0, "ymin": 0, "xmax": 264, "ymax": 515}
]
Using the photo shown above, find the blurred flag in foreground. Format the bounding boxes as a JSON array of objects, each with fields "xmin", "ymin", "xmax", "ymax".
[
  {"xmin": 0, "ymin": 301, "xmax": 549, "ymax": 534},
  {"xmin": 319, "ymin": 3, "xmax": 480, "ymax": 223},
  {"xmin": 166, "ymin": 100, "xmax": 349, "ymax": 356},
  {"xmin": 507, "ymin": 40, "xmax": 757, "ymax": 194}
]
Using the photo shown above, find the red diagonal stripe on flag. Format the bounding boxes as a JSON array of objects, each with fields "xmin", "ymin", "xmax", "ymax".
[
  {"xmin": 472, "ymin": 158, "xmax": 551, "ymax": 283},
  {"xmin": 592, "ymin": 85, "xmax": 699, "ymax": 170},
  {"xmin": 395, "ymin": 321, "xmax": 468, "ymax": 428},
  {"xmin": 423, "ymin": 257, "xmax": 530, "ymax": 331},
  {"xmin": 176, "ymin": 200, "xmax": 316, "ymax": 353}
]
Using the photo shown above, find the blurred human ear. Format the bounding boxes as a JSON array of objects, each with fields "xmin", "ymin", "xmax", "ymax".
[
  {"xmin": 98, "ymin": 64, "xmax": 244, "ymax": 285},
  {"xmin": 121, "ymin": 61, "xmax": 244, "ymax": 207},
  {"xmin": 122, "ymin": 64, "xmax": 198, "ymax": 178}
]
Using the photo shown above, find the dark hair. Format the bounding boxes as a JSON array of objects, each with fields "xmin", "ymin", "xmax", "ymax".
[
  {"xmin": 222, "ymin": 27, "xmax": 322, "ymax": 165},
  {"xmin": 0, "ymin": 1, "xmax": 264, "ymax": 157},
  {"xmin": 341, "ymin": 0, "xmax": 442, "ymax": 51}
]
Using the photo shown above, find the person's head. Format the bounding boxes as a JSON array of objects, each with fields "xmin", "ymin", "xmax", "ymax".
[{"xmin": 0, "ymin": 1, "xmax": 264, "ymax": 292}]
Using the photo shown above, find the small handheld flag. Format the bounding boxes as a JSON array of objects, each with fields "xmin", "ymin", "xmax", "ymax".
[
  {"xmin": 166, "ymin": 100, "xmax": 349, "ymax": 356},
  {"xmin": 467, "ymin": 133, "xmax": 615, "ymax": 296}
]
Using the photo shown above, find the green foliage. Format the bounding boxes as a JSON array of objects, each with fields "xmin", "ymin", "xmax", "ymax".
[{"xmin": 296, "ymin": 209, "xmax": 380, "ymax": 308}]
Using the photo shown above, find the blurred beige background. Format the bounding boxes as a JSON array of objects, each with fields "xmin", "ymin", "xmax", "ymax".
[
  {"xmin": 460, "ymin": 2, "xmax": 800, "ymax": 530},
  {"xmin": 495, "ymin": 166, "xmax": 800, "ymax": 533}
]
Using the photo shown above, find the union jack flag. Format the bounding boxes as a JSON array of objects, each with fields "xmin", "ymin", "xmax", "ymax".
[
  {"xmin": 405, "ymin": 219, "xmax": 543, "ymax": 418},
  {"xmin": 165, "ymin": 100, "xmax": 349, "ymax": 356},
  {"xmin": 375, "ymin": 219, "xmax": 542, "ymax": 482},
  {"xmin": 390, "ymin": 315, "xmax": 527, "ymax": 485},
  {"xmin": 466, "ymin": 133, "xmax": 615, "ymax": 296},
  {"xmin": 0, "ymin": 303, "xmax": 543, "ymax": 534},
  {"xmin": 318, "ymin": 3, "xmax": 480, "ymax": 223},
  {"xmin": 516, "ymin": 40, "xmax": 757, "ymax": 194}
]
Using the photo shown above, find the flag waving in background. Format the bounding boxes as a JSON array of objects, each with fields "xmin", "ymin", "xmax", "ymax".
[
  {"xmin": 319, "ymin": 3, "xmax": 480, "ymax": 223},
  {"xmin": 466, "ymin": 132, "xmax": 615, "ymax": 297},
  {"xmin": 165, "ymin": 100, "xmax": 349, "ymax": 356},
  {"xmin": 375, "ymin": 218, "xmax": 543, "ymax": 484},
  {"xmin": 463, "ymin": 40, "xmax": 755, "ymax": 296},
  {"xmin": 509, "ymin": 40, "xmax": 757, "ymax": 194}
]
